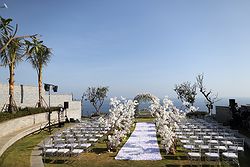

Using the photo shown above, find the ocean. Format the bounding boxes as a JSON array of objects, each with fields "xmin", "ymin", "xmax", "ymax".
[{"xmin": 81, "ymin": 97, "xmax": 250, "ymax": 116}]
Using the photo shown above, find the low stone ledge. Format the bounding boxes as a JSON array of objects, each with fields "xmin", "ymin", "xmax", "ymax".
[{"xmin": 0, "ymin": 122, "xmax": 48, "ymax": 157}]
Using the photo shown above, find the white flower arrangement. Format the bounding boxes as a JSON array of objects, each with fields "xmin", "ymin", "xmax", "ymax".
[
  {"xmin": 182, "ymin": 101, "xmax": 199, "ymax": 113},
  {"xmin": 107, "ymin": 97, "xmax": 137, "ymax": 151},
  {"xmin": 150, "ymin": 96, "xmax": 185, "ymax": 155},
  {"xmin": 106, "ymin": 95, "xmax": 187, "ymax": 154}
]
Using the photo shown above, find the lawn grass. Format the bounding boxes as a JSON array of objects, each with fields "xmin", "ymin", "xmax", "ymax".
[
  {"xmin": 135, "ymin": 117, "xmax": 154, "ymax": 123},
  {"xmin": 0, "ymin": 124, "xmax": 73, "ymax": 167},
  {"xmin": 0, "ymin": 130, "xmax": 49, "ymax": 167},
  {"xmin": 44, "ymin": 140, "xmax": 217, "ymax": 167},
  {"xmin": 0, "ymin": 107, "xmax": 59, "ymax": 123}
]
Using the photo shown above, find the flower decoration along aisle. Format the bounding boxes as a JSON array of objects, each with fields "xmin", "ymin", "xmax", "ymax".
[
  {"xmin": 150, "ymin": 96, "xmax": 186, "ymax": 154},
  {"xmin": 106, "ymin": 97, "xmax": 138, "ymax": 151}
]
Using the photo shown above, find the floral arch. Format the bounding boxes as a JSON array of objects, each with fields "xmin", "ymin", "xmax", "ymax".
[{"xmin": 133, "ymin": 93, "xmax": 159, "ymax": 115}]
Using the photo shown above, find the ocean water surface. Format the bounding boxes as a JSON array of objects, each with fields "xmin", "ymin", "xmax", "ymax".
[{"xmin": 81, "ymin": 97, "xmax": 250, "ymax": 116}]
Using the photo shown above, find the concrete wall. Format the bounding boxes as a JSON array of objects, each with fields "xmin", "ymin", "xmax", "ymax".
[
  {"xmin": 66, "ymin": 101, "xmax": 82, "ymax": 120},
  {"xmin": 0, "ymin": 83, "xmax": 41, "ymax": 108},
  {"xmin": 0, "ymin": 110, "xmax": 59, "ymax": 138},
  {"xmin": 215, "ymin": 106, "xmax": 232, "ymax": 124},
  {"xmin": 0, "ymin": 82, "xmax": 81, "ymax": 120}
]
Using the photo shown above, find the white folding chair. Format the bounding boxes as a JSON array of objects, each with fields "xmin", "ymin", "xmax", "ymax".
[
  {"xmin": 66, "ymin": 138, "xmax": 78, "ymax": 149},
  {"xmin": 229, "ymin": 138, "xmax": 244, "ymax": 152},
  {"xmin": 78, "ymin": 140, "xmax": 92, "ymax": 152},
  {"xmin": 204, "ymin": 145, "xmax": 220, "ymax": 165},
  {"xmin": 43, "ymin": 147, "xmax": 58, "ymax": 162},
  {"xmin": 187, "ymin": 146, "xmax": 201, "ymax": 166},
  {"xmin": 222, "ymin": 146, "xmax": 239, "ymax": 166},
  {"xmin": 71, "ymin": 148, "xmax": 84, "ymax": 157}
]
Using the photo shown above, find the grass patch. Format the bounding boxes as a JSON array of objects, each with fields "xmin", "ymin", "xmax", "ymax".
[
  {"xmin": 135, "ymin": 117, "xmax": 154, "ymax": 123},
  {"xmin": 135, "ymin": 110, "xmax": 153, "ymax": 118},
  {"xmin": 0, "ymin": 123, "xmax": 72, "ymax": 167},
  {"xmin": 0, "ymin": 131, "xmax": 49, "ymax": 167},
  {"xmin": 0, "ymin": 107, "xmax": 59, "ymax": 123}
]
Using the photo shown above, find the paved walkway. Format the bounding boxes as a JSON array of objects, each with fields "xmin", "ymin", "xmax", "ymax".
[
  {"xmin": 30, "ymin": 124, "xmax": 75, "ymax": 167},
  {"xmin": 0, "ymin": 123, "xmax": 46, "ymax": 157},
  {"xmin": 30, "ymin": 141, "xmax": 44, "ymax": 167},
  {"xmin": 115, "ymin": 122, "xmax": 162, "ymax": 160}
]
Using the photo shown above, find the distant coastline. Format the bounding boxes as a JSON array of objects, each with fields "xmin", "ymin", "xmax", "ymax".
[{"xmin": 81, "ymin": 97, "xmax": 250, "ymax": 116}]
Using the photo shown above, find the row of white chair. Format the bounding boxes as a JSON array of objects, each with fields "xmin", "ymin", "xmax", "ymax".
[
  {"xmin": 42, "ymin": 119, "xmax": 111, "ymax": 159},
  {"xmin": 176, "ymin": 119, "xmax": 244, "ymax": 166}
]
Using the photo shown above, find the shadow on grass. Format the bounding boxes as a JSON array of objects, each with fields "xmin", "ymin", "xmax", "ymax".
[
  {"xmin": 109, "ymin": 151, "xmax": 118, "ymax": 158},
  {"xmin": 110, "ymin": 155, "xmax": 117, "ymax": 158},
  {"xmin": 178, "ymin": 164, "xmax": 217, "ymax": 167},
  {"xmin": 91, "ymin": 147, "xmax": 108, "ymax": 154},
  {"xmin": 181, "ymin": 165, "xmax": 212, "ymax": 167},
  {"xmin": 163, "ymin": 155, "xmax": 188, "ymax": 160},
  {"xmin": 165, "ymin": 165, "xmax": 205, "ymax": 167},
  {"xmin": 239, "ymin": 146, "xmax": 250, "ymax": 167},
  {"xmin": 43, "ymin": 158, "xmax": 75, "ymax": 165}
]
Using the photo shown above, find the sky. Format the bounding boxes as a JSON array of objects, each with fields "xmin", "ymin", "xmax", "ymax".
[{"xmin": 1, "ymin": 0, "xmax": 250, "ymax": 100}]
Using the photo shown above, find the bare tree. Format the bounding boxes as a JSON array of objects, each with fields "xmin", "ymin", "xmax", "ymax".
[
  {"xmin": 174, "ymin": 81, "xmax": 197, "ymax": 106},
  {"xmin": 84, "ymin": 86, "xmax": 109, "ymax": 115},
  {"xmin": 196, "ymin": 73, "xmax": 219, "ymax": 115}
]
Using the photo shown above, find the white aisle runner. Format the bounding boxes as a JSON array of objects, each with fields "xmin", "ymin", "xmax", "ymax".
[{"xmin": 115, "ymin": 122, "xmax": 162, "ymax": 160}]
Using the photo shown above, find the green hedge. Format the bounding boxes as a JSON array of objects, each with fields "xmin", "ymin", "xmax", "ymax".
[{"xmin": 0, "ymin": 107, "xmax": 59, "ymax": 123}]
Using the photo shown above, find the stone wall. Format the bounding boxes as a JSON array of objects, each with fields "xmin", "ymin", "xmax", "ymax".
[
  {"xmin": 0, "ymin": 82, "xmax": 81, "ymax": 120},
  {"xmin": 0, "ymin": 110, "xmax": 59, "ymax": 138}
]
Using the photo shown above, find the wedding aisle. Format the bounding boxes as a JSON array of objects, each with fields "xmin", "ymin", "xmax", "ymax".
[{"xmin": 115, "ymin": 122, "xmax": 162, "ymax": 160}]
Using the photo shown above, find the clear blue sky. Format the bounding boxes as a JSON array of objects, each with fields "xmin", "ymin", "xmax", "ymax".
[{"xmin": 1, "ymin": 0, "xmax": 250, "ymax": 99}]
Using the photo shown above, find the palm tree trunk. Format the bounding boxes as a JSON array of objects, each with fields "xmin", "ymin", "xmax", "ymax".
[
  {"xmin": 8, "ymin": 63, "xmax": 15, "ymax": 113},
  {"xmin": 38, "ymin": 66, "xmax": 42, "ymax": 107}
]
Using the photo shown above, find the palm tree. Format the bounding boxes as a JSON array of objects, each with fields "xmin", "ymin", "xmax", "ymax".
[
  {"xmin": 0, "ymin": 17, "xmax": 35, "ymax": 54},
  {"xmin": 26, "ymin": 37, "xmax": 52, "ymax": 107},
  {"xmin": 0, "ymin": 17, "xmax": 25, "ymax": 113}
]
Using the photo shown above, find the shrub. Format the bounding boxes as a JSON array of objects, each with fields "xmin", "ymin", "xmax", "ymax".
[{"xmin": 0, "ymin": 107, "xmax": 59, "ymax": 123}]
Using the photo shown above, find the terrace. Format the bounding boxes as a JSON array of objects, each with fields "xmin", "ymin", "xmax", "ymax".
[{"xmin": 1, "ymin": 100, "xmax": 249, "ymax": 167}]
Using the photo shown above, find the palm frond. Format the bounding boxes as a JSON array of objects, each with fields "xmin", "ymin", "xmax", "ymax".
[{"xmin": 25, "ymin": 37, "xmax": 52, "ymax": 73}]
